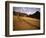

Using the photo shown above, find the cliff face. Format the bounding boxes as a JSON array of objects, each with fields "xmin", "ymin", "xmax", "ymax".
[{"xmin": 13, "ymin": 11, "xmax": 40, "ymax": 19}]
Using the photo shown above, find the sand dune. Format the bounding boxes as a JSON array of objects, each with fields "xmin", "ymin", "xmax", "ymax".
[{"xmin": 13, "ymin": 16, "xmax": 40, "ymax": 31}]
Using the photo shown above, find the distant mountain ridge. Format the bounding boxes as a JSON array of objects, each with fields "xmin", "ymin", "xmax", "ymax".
[
  {"xmin": 28, "ymin": 11, "xmax": 40, "ymax": 19},
  {"xmin": 13, "ymin": 11, "xmax": 40, "ymax": 19},
  {"xmin": 13, "ymin": 11, "xmax": 28, "ymax": 16}
]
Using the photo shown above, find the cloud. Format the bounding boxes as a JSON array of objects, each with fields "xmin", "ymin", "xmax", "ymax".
[{"xmin": 13, "ymin": 7, "xmax": 40, "ymax": 15}]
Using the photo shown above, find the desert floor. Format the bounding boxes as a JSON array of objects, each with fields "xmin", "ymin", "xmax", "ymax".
[{"xmin": 13, "ymin": 15, "xmax": 40, "ymax": 31}]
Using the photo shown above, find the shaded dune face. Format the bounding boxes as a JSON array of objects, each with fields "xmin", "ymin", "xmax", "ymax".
[{"xmin": 13, "ymin": 15, "xmax": 40, "ymax": 31}]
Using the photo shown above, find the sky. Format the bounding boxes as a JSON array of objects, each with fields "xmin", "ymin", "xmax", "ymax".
[{"xmin": 13, "ymin": 7, "xmax": 40, "ymax": 15}]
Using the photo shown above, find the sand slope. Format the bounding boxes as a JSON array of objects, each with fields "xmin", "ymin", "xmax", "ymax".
[{"xmin": 13, "ymin": 16, "xmax": 40, "ymax": 30}]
